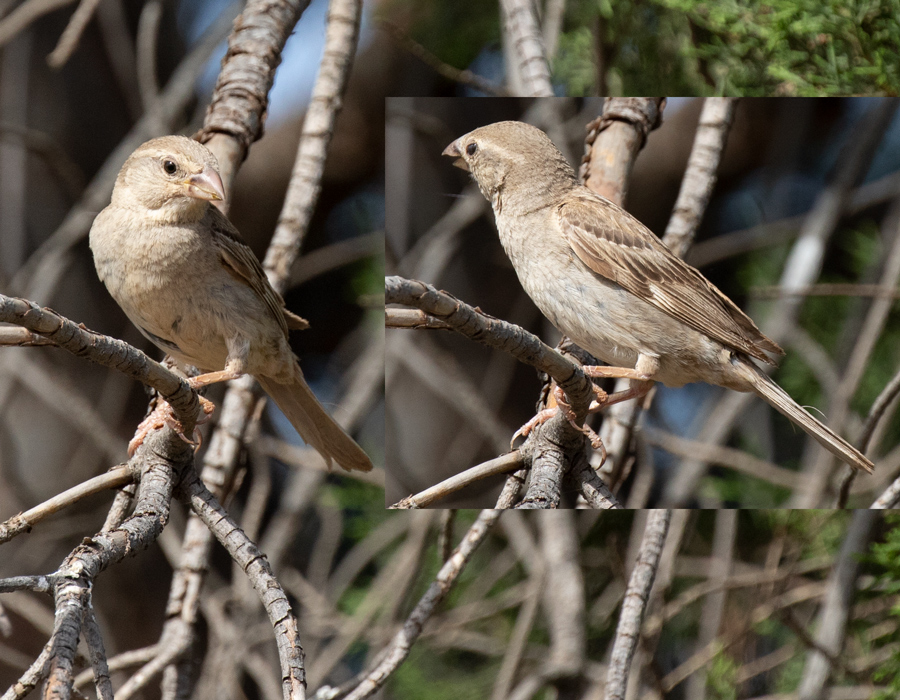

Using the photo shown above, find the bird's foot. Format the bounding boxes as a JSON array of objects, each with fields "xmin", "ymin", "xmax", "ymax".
[
  {"xmin": 553, "ymin": 386, "xmax": 605, "ymax": 454},
  {"xmin": 511, "ymin": 386, "xmax": 607, "ymax": 462},
  {"xmin": 127, "ymin": 396, "xmax": 215, "ymax": 456},
  {"xmin": 511, "ymin": 407, "xmax": 558, "ymax": 448}
]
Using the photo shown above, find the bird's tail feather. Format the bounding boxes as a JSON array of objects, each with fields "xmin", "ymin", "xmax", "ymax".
[
  {"xmin": 258, "ymin": 375, "xmax": 373, "ymax": 473},
  {"xmin": 735, "ymin": 359, "xmax": 873, "ymax": 473}
]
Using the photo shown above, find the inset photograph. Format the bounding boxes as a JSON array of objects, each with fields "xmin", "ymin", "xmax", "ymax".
[{"xmin": 386, "ymin": 96, "xmax": 900, "ymax": 509}]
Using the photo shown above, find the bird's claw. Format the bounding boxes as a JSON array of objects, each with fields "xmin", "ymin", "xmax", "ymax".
[
  {"xmin": 511, "ymin": 408, "xmax": 558, "ymax": 449},
  {"xmin": 127, "ymin": 396, "xmax": 216, "ymax": 456},
  {"xmin": 511, "ymin": 385, "xmax": 608, "ymax": 460},
  {"xmin": 553, "ymin": 386, "xmax": 606, "ymax": 452}
]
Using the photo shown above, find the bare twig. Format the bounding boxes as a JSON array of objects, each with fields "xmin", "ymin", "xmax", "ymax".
[
  {"xmin": 578, "ymin": 99, "xmax": 668, "ymax": 486},
  {"xmin": 662, "ymin": 98, "xmax": 737, "ymax": 256},
  {"xmin": 290, "ymin": 230, "xmax": 384, "ymax": 286},
  {"xmin": 95, "ymin": 0, "xmax": 142, "ymax": 120},
  {"xmin": 386, "ymin": 277, "xmax": 594, "ymax": 412},
  {"xmin": 380, "ymin": 21, "xmax": 509, "ymax": 96},
  {"xmin": 0, "ymin": 466, "xmax": 131, "ymax": 544},
  {"xmin": 688, "ymin": 169, "xmax": 900, "ymax": 268},
  {"xmin": 0, "ymin": 122, "xmax": 85, "ymax": 199},
  {"xmin": 384, "ymin": 308, "xmax": 451, "ymax": 330},
  {"xmin": 82, "ymin": 602, "xmax": 114, "ymax": 700},
  {"xmin": 499, "ymin": 0, "xmax": 553, "ymax": 96},
  {"xmin": 135, "ymin": 0, "xmax": 163, "ymax": 123},
  {"xmin": 539, "ymin": 511, "xmax": 585, "ymax": 678},
  {"xmin": 797, "ymin": 510, "xmax": 878, "ymax": 699},
  {"xmin": 0, "ymin": 294, "xmax": 201, "ymax": 430},
  {"xmin": 684, "ymin": 508, "xmax": 735, "ymax": 699},
  {"xmin": 179, "ymin": 471, "xmax": 306, "ymax": 700},
  {"xmin": 45, "ymin": 0, "xmax": 104, "ymax": 68},
  {"xmin": 0, "ymin": 326, "xmax": 54, "ymax": 346},
  {"xmin": 197, "ymin": 0, "xmax": 311, "ymax": 191},
  {"xmin": 604, "ymin": 510, "xmax": 670, "ymax": 700},
  {"xmin": 752, "ymin": 282, "xmax": 900, "ymax": 300},
  {"xmin": 341, "ymin": 509, "xmax": 502, "ymax": 700},
  {"xmin": 641, "ymin": 425, "xmax": 801, "ymax": 490},
  {"xmin": 580, "ymin": 97, "xmax": 666, "ymax": 203},
  {"xmin": 798, "ymin": 196, "xmax": 900, "ymax": 507},
  {"xmin": 867, "ymin": 369, "xmax": 900, "ymax": 508},
  {"xmin": 392, "ymin": 452, "xmax": 525, "ymax": 508},
  {"xmin": 73, "ymin": 645, "xmax": 159, "ymax": 689},
  {"xmin": 542, "ymin": 0, "xmax": 566, "ymax": 61},
  {"xmin": 264, "ymin": 0, "xmax": 363, "ymax": 287},
  {"xmin": 0, "ymin": 0, "xmax": 76, "ymax": 51}
]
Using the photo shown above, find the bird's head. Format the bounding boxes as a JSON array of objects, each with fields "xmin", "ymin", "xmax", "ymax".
[
  {"xmin": 111, "ymin": 135, "xmax": 226, "ymax": 220},
  {"xmin": 442, "ymin": 121, "xmax": 578, "ymax": 210}
]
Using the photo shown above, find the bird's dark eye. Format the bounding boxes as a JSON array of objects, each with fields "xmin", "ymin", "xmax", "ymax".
[
  {"xmin": 163, "ymin": 160, "xmax": 177, "ymax": 175},
  {"xmin": 466, "ymin": 142, "xmax": 477, "ymax": 156}
]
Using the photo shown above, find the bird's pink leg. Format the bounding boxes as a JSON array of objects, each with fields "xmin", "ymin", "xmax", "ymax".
[
  {"xmin": 511, "ymin": 356, "xmax": 658, "ymax": 456},
  {"xmin": 127, "ymin": 397, "xmax": 215, "ymax": 455},
  {"xmin": 127, "ymin": 356, "xmax": 245, "ymax": 456}
]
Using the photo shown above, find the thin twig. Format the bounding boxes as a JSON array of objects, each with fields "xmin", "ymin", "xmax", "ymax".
[
  {"xmin": 604, "ymin": 510, "xmax": 670, "ymax": 700},
  {"xmin": 263, "ymin": 0, "xmax": 363, "ymax": 287},
  {"xmin": 392, "ymin": 452, "xmax": 525, "ymax": 508},
  {"xmin": 0, "ymin": 0, "xmax": 75, "ymax": 51},
  {"xmin": 197, "ymin": 0, "xmax": 311, "ymax": 191},
  {"xmin": 642, "ymin": 425, "xmax": 801, "ymax": 490},
  {"xmin": 385, "ymin": 308, "xmax": 452, "ymax": 330},
  {"xmin": 179, "ymin": 472, "xmax": 306, "ymax": 700},
  {"xmin": 0, "ymin": 466, "xmax": 132, "ymax": 544},
  {"xmin": 385, "ymin": 276, "xmax": 594, "ymax": 412},
  {"xmin": 341, "ymin": 509, "xmax": 502, "ymax": 700},
  {"xmin": 379, "ymin": 20, "xmax": 510, "ymax": 97},
  {"xmin": 82, "ymin": 602, "xmax": 114, "ymax": 700},
  {"xmin": 0, "ymin": 295, "xmax": 201, "ymax": 430},
  {"xmin": 45, "ymin": 0, "xmax": 104, "ymax": 68}
]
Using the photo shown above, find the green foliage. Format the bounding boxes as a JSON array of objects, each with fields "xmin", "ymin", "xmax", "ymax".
[
  {"xmin": 552, "ymin": 0, "xmax": 701, "ymax": 95},
  {"xmin": 328, "ymin": 478, "xmax": 388, "ymax": 543},
  {"xmin": 553, "ymin": 26, "xmax": 597, "ymax": 95},
  {"xmin": 868, "ymin": 513, "xmax": 900, "ymax": 699},
  {"xmin": 651, "ymin": 0, "xmax": 900, "ymax": 95},
  {"xmin": 700, "ymin": 466, "xmax": 790, "ymax": 506},
  {"xmin": 707, "ymin": 644, "xmax": 739, "ymax": 700},
  {"xmin": 386, "ymin": 0, "xmax": 500, "ymax": 76},
  {"xmin": 393, "ymin": 0, "xmax": 897, "ymax": 95},
  {"xmin": 389, "ymin": 644, "xmax": 498, "ymax": 700}
]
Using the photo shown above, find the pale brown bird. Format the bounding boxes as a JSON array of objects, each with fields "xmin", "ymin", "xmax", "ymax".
[
  {"xmin": 90, "ymin": 135, "xmax": 372, "ymax": 472},
  {"xmin": 443, "ymin": 120, "xmax": 873, "ymax": 474}
]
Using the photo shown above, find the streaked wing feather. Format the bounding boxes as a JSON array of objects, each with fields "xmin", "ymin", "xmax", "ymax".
[
  {"xmin": 559, "ymin": 192, "xmax": 783, "ymax": 364},
  {"xmin": 208, "ymin": 210, "xmax": 291, "ymax": 338}
]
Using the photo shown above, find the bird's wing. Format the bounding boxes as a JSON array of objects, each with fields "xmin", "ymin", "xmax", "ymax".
[
  {"xmin": 207, "ymin": 208, "xmax": 297, "ymax": 338},
  {"xmin": 557, "ymin": 190, "xmax": 783, "ymax": 364}
]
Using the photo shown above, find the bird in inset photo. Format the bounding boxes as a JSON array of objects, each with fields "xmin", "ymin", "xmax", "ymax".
[{"xmin": 442, "ymin": 120, "xmax": 873, "ymax": 474}]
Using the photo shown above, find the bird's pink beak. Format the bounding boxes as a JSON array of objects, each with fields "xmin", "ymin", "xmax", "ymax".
[
  {"xmin": 184, "ymin": 167, "xmax": 226, "ymax": 202},
  {"xmin": 442, "ymin": 139, "xmax": 469, "ymax": 171}
]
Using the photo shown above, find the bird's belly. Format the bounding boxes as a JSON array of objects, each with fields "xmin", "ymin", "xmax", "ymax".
[
  {"xmin": 99, "ymin": 242, "xmax": 266, "ymax": 372},
  {"xmin": 517, "ymin": 257, "xmax": 728, "ymax": 388}
]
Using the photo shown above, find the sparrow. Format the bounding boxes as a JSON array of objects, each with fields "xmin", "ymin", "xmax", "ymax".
[
  {"xmin": 442, "ymin": 120, "xmax": 873, "ymax": 474},
  {"xmin": 89, "ymin": 135, "xmax": 372, "ymax": 472}
]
